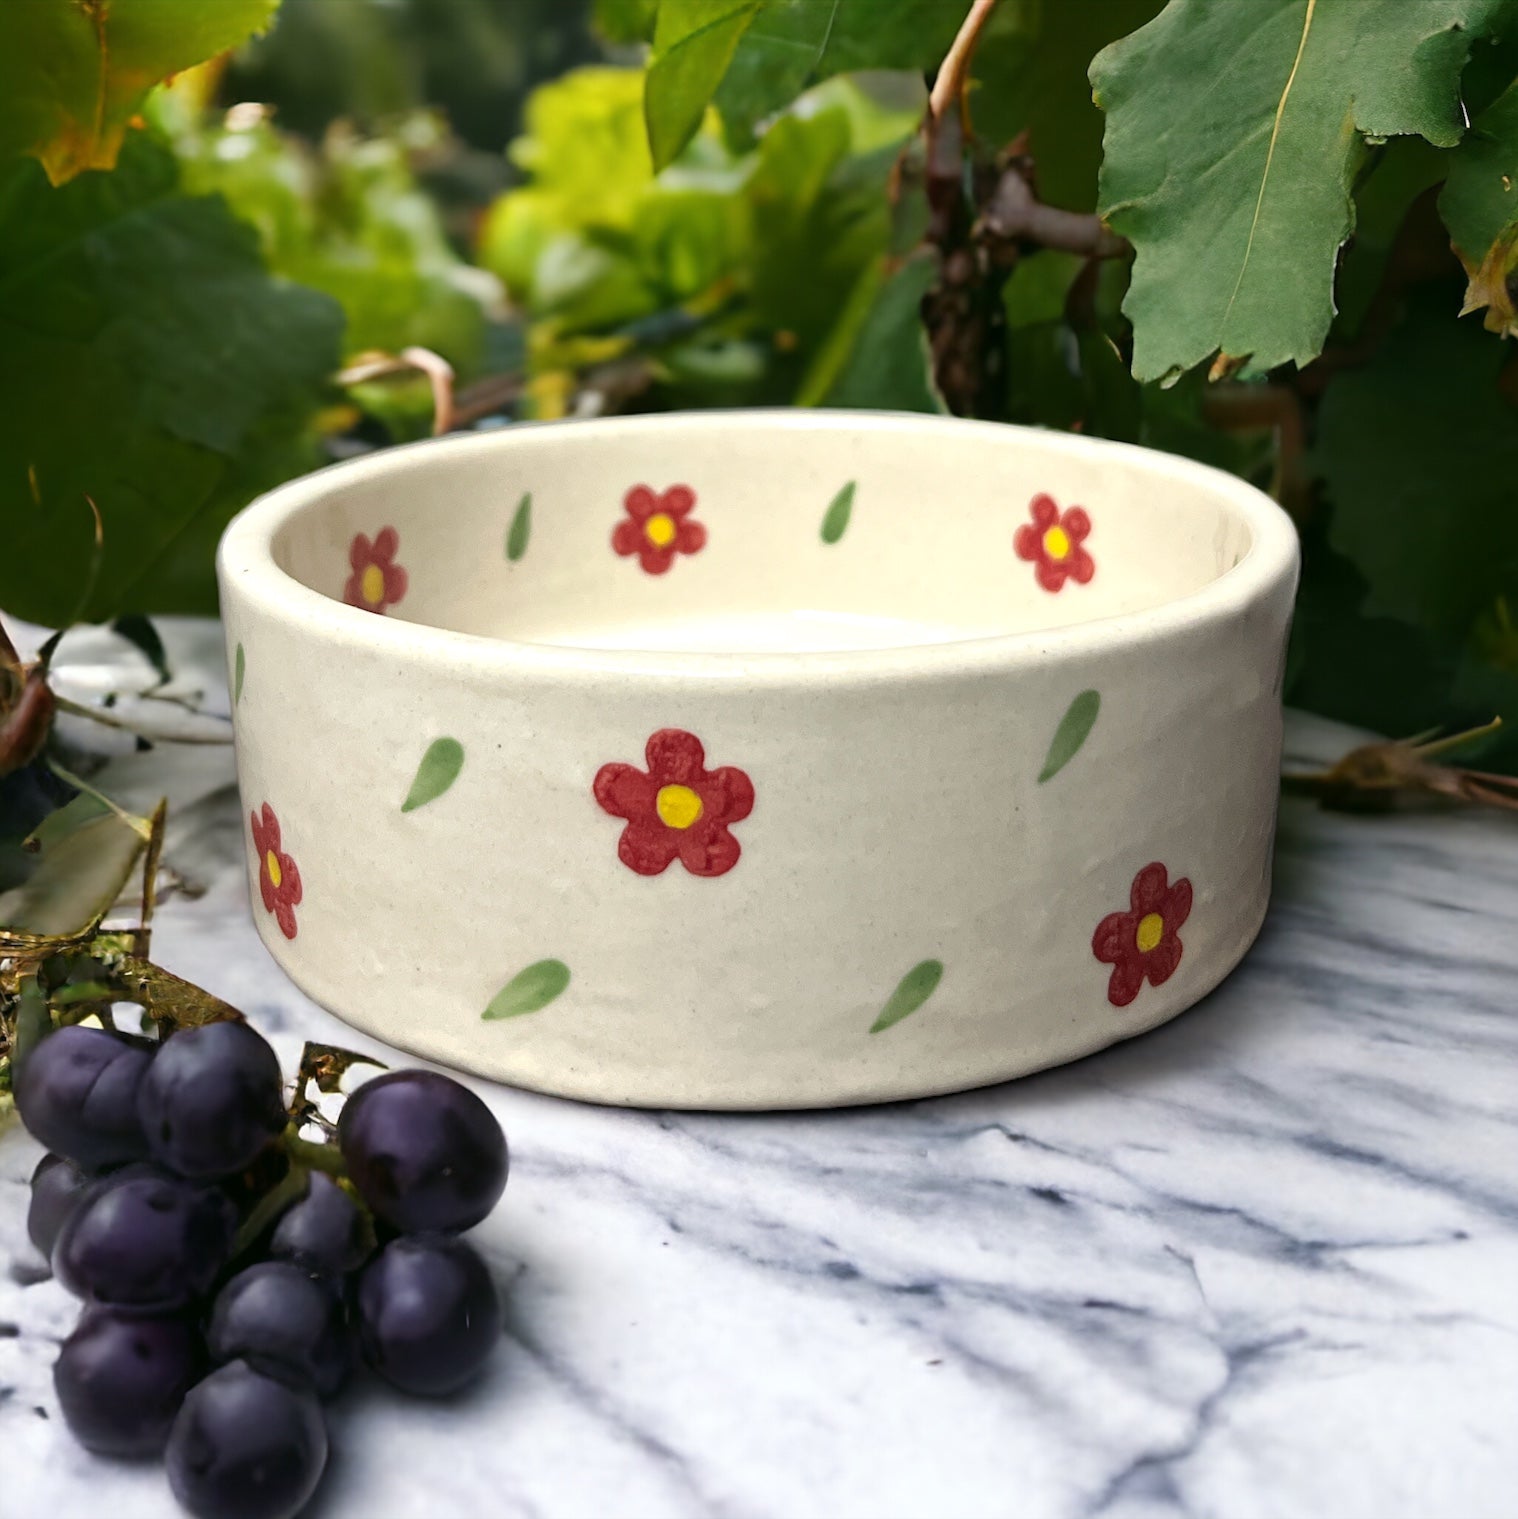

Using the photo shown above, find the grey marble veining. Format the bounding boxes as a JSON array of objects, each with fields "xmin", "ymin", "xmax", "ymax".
[{"xmin": 1, "ymin": 621, "xmax": 1516, "ymax": 1519}]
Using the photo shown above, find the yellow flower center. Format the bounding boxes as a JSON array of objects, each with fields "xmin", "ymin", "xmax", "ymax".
[
  {"xmin": 645, "ymin": 513, "xmax": 677, "ymax": 549},
  {"xmin": 266, "ymin": 851, "xmax": 283, "ymax": 890},
  {"xmin": 1135, "ymin": 912, "xmax": 1164, "ymax": 954},
  {"xmin": 361, "ymin": 563, "xmax": 386, "ymax": 604},
  {"xmin": 656, "ymin": 784, "xmax": 703, "ymax": 830},
  {"xmin": 1043, "ymin": 525, "xmax": 1071, "ymax": 560}
]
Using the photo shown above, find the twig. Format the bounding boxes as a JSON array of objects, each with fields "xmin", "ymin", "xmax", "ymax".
[
  {"xmin": 928, "ymin": 0, "xmax": 1002, "ymax": 125},
  {"xmin": 339, "ymin": 347, "xmax": 457, "ymax": 436},
  {"xmin": 977, "ymin": 163, "xmax": 1129, "ymax": 259},
  {"xmin": 53, "ymin": 693, "xmax": 232, "ymax": 744}
]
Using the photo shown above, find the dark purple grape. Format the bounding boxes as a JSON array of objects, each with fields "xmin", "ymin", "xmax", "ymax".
[
  {"xmin": 207, "ymin": 1261, "xmax": 352, "ymax": 1400},
  {"xmin": 338, "ymin": 1070, "xmax": 507, "ymax": 1234},
  {"xmin": 269, "ymin": 1171, "xmax": 373, "ymax": 1276},
  {"xmin": 27, "ymin": 1152, "xmax": 91, "ymax": 1259},
  {"xmin": 53, "ymin": 1168, "xmax": 235, "ymax": 1310},
  {"xmin": 15, "ymin": 1024, "xmax": 152, "ymax": 1172},
  {"xmin": 357, "ymin": 1234, "xmax": 501, "ymax": 1396},
  {"xmin": 167, "ymin": 1361, "xmax": 327, "ymax": 1519},
  {"xmin": 136, "ymin": 1020, "xmax": 286, "ymax": 1179},
  {"xmin": 53, "ymin": 1307, "xmax": 203, "ymax": 1457}
]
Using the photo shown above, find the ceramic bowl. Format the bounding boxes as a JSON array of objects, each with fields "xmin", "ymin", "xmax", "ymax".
[{"xmin": 218, "ymin": 410, "xmax": 1298, "ymax": 1109}]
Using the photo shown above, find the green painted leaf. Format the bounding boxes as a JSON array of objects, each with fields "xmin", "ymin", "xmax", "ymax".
[
  {"xmin": 483, "ymin": 959, "xmax": 572, "ymax": 1020},
  {"xmin": 506, "ymin": 492, "xmax": 533, "ymax": 562},
  {"xmin": 402, "ymin": 738, "xmax": 465, "ymax": 813},
  {"xmin": 0, "ymin": 0, "xmax": 279, "ymax": 184},
  {"xmin": 715, "ymin": 1, "xmax": 967, "ymax": 149},
  {"xmin": 233, "ymin": 643, "xmax": 246, "ymax": 707},
  {"xmin": 1092, "ymin": 0, "xmax": 1510, "ymax": 380},
  {"xmin": 869, "ymin": 960, "xmax": 944, "ymax": 1034},
  {"xmin": 820, "ymin": 482, "xmax": 855, "ymax": 544},
  {"xmin": 644, "ymin": 1, "xmax": 761, "ymax": 171},
  {"xmin": 1039, "ymin": 690, "xmax": 1101, "ymax": 783},
  {"xmin": 0, "ymin": 136, "xmax": 343, "ymax": 627}
]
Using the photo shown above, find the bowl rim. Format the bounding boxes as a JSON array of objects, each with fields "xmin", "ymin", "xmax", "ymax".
[{"xmin": 217, "ymin": 409, "xmax": 1300, "ymax": 689}]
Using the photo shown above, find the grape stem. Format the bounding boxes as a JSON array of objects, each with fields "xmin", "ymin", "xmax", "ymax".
[
  {"xmin": 230, "ymin": 1162, "xmax": 310, "ymax": 1258},
  {"xmin": 282, "ymin": 1126, "xmax": 348, "ymax": 1178}
]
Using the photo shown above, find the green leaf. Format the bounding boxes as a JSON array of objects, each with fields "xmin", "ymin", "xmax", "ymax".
[
  {"xmin": 596, "ymin": 0, "xmax": 659, "ymax": 43},
  {"xmin": 820, "ymin": 481, "xmax": 855, "ymax": 544},
  {"xmin": 1093, "ymin": 0, "xmax": 1509, "ymax": 380},
  {"xmin": 0, "ymin": 136, "xmax": 343, "ymax": 627},
  {"xmin": 869, "ymin": 959, "xmax": 944, "ymax": 1034},
  {"xmin": 1440, "ymin": 78, "xmax": 1518, "ymax": 336},
  {"xmin": 506, "ymin": 492, "xmax": 533, "ymax": 561},
  {"xmin": 0, "ymin": 0, "xmax": 279, "ymax": 184},
  {"xmin": 402, "ymin": 738, "xmax": 465, "ymax": 813},
  {"xmin": 645, "ymin": 1, "xmax": 761, "ymax": 170},
  {"xmin": 111, "ymin": 614, "xmax": 169, "ymax": 685},
  {"xmin": 1442, "ymin": 78, "xmax": 1518, "ymax": 260},
  {"xmin": 715, "ymin": 0, "xmax": 967, "ymax": 147},
  {"xmin": 822, "ymin": 253, "xmax": 946, "ymax": 413},
  {"xmin": 234, "ymin": 643, "xmax": 247, "ymax": 706},
  {"xmin": 1318, "ymin": 289, "xmax": 1518, "ymax": 639},
  {"xmin": 745, "ymin": 105, "xmax": 887, "ymax": 352},
  {"xmin": 1038, "ymin": 690, "xmax": 1101, "ymax": 782},
  {"xmin": 0, "ymin": 793, "xmax": 152, "ymax": 937},
  {"xmin": 172, "ymin": 111, "xmax": 490, "ymax": 373},
  {"xmin": 483, "ymin": 959, "xmax": 572, "ymax": 1020}
]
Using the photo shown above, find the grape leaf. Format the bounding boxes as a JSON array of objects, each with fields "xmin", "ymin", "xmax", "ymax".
[
  {"xmin": 1093, "ymin": 0, "xmax": 1508, "ymax": 381},
  {"xmin": 1318, "ymin": 290, "xmax": 1518, "ymax": 639},
  {"xmin": 0, "ymin": 793, "xmax": 152, "ymax": 937},
  {"xmin": 0, "ymin": 135, "xmax": 343, "ymax": 626},
  {"xmin": 714, "ymin": 0, "xmax": 968, "ymax": 146},
  {"xmin": 1440, "ymin": 79, "xmax": 1518, "ymax": 336},
  {"xmin": 645, "ymin": 1, "xmax": 761, "ymax": 169},
  {"xmin": 0, "ymin": 0, "xmax": 279, "ymax": 185}
]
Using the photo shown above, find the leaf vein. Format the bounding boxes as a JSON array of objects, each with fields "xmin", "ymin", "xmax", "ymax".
[{"xmin": 1220, "ymin": 0, "xmax": 1318, "ymax": 344}]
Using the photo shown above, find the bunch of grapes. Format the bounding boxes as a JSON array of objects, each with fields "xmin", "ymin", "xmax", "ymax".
[{"xmin": 16, "ymin": 1017, "xmax": 507, "ymax": 1519}]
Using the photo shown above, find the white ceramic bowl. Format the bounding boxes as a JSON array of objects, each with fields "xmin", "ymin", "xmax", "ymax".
[{"xmin": 218, "ymin": 411, "xmax": 1298, "ymax": 1108}]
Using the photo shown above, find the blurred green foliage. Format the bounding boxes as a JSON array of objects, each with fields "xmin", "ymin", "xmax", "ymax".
[{"xmin": 1, "ymin": 0, "xmax": 1517, "ymax": 776}]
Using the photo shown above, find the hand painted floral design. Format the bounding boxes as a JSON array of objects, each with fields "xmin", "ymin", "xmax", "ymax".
[
  {"xmin": 1091, "ymin": 862, "xmax": 1192, "ymax": 1007},
  {"xmin": 1015, "ymin": 494, "xmax": 1094, "ymax": 592},
  {"xmin": 250, "ymin": 803, "xmax": 302, "ymax": 940},
  {"xmin": 344, "ymin": 527, "xmax": 409, "ymax": 614},
  {"xmin": 593, "ymin": 729, "xmax": 753, "ymax": 877},
  {"xmin": 612, "ymin": 484, "xmax": 706, "ymax": 575}
]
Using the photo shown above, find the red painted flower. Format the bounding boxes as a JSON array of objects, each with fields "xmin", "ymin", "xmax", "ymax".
[
  {"xmin": 1092, "ymin": 862, "xmax": 1192, "ymax": 1007},
  {"xmin": 1015, "ymin": 494, "xmax": 1094, "ymax": 592},
  {"xmin": 612, "ymin": 485, "xmax": 706, "ymax": 575},
  {"xmin": 593, "ymin": 729, "xmax": 753, "ymax": 877},
  {"xmin": 344, "ymin": 527, "xmax": 409, "ymax": 614},
  {"xmin": 250, "ymin": 803, "xmax": 302, "ymax": 940}
]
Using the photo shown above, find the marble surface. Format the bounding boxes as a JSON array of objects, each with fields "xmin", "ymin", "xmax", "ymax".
[{"xmin": 2, "ymin": 621, "xmax": 1516, "ymax": 1519}]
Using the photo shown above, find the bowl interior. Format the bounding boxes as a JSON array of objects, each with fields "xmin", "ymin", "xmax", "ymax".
[{"xmin": 269, "ymin": 415, "xmax": 1256, "ymax": 654}]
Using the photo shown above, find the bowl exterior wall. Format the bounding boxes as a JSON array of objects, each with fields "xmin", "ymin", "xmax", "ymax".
[{"xmin": 221, "ymin": 553, "xmax": 1295, "ymax": 1108}]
